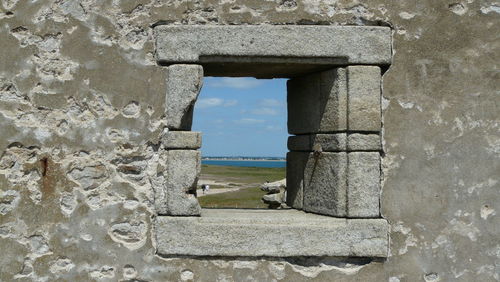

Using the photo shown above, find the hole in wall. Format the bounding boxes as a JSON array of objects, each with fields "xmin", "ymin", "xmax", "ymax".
[{"xmin": 192, "ymin": 77, "xmax": 288, "ymax": 209}]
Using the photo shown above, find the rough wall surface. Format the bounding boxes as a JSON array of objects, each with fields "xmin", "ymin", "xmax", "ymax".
[{"xmin": 0, "ymin": 0, "xmax": 499, "ymax": 281}]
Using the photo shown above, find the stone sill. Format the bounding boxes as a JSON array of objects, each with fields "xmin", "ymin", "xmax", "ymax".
[{"xmin": 155, "ymin": 209, "xmax": 389, "ymax": 258}]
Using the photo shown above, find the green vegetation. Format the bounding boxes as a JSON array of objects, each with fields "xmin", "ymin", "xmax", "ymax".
[
  {"xmin": 205, "ymin": 184, "xmax": 226, "ymax": 189},
  {"xmin": 198, "ymin": 187, "xmax": 268, "ymax": 208},
  {"xmin": 198, "ymin": 165, "xmax": 285, "ymax": 208},
  {"xmin": 201, "ymin": 164, "xmax": 285, "ymax": 184}
]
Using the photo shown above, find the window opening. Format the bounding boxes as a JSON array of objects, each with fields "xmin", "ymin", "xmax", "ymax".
[
  {"xmin": 154, "ymin": 25, "xmax": 391, "ymax": 258},
  {"xmin": 192, "ymin": 77, "xmax": 288, "ymax": 209}
]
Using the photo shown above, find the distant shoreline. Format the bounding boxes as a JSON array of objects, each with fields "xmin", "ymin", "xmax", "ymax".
[{"xmin": 202, "ymin": 158, "xmax": 285, "ymax": 162}]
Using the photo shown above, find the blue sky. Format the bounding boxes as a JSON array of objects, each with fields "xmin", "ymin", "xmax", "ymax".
[{"xmin": 192, "ymin": 77, "xmax": 288, "ymax": 157}]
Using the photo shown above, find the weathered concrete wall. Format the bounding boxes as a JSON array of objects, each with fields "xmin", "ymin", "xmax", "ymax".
[{"xmin": 0, "ymin": 0, "xmax": 498, "ymax": 281}]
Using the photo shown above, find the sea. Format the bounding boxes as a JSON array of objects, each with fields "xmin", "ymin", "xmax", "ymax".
[{"xmin": 202, "ymin": 160, "xmax": 286, "ymax": 168}]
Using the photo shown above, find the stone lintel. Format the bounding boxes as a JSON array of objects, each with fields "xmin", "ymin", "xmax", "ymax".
[
  {"xmin": 155, "ymin": 209, "xmax": 388, "ymax": 257},
  {"xmin": 162, "ymin": 130, "xmax": 201, "ymax": 149},
  {"xmin": 155, "ymin": 25, "xmax": 392, "ymax": 78}
]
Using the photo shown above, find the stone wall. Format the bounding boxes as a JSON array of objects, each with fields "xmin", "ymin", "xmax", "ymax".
[{"xmin": 0, "ymin": 0, "xmax": 498, "ymax": 281}]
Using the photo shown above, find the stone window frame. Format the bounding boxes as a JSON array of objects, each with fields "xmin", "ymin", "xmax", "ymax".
[{"xmin": 152, "ymin": 25, "xmax": 392, "ymax": 258}]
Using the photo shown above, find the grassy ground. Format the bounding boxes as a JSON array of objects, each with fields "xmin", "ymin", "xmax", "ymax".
[
  {"xmin": 198, "ymin": 165, "xmax": 285, "ymax": 208},
  {"xmin": 200, "ymin": 164, "xmax": 285, "ymax": 184},
  {"xmin": 198, "ymin": 187, "xmax": 268, "ymax": 208},
  {"xmin": 203, "ymin": 184, "xmax": 226, "ymax": 189}
]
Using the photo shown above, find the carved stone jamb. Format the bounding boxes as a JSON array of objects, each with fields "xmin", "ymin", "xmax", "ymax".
[
  {"xmin": 158, "ymin": 64, "xmax": 204, "ymax": 216},
  {"xmin": 287, "ymin": 66, "xmax": 382, "ymax": 218}
]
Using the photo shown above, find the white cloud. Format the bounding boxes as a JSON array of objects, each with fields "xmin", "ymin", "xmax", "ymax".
[
  {"xmin": 258, "ymin": 98, "xmax": 282, "ymax": 107},
  {"xmin": 207, "ymin": 77, "xmax": 263, "ymax": 89},
  {"xmin": 196, "ymin": 98, "xmax": 238, "ymax": 109},
  {"xmin": 223, "ymin": 99, "xmax": 238, "ymax": 107},
  {"xmin": 234, "ymin": 118, "xmax": 265, "ymax": 124},
  {"xmin": 197, "ymin": 98, "xmax": 223, "ymax": 109},
  {"xmin": 251, "ymin": 107, "xmax": 279, "ymax": 115},
  {"xmin": 265, "ymin": 125, "xmax": 282, "ymax": 131}
]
